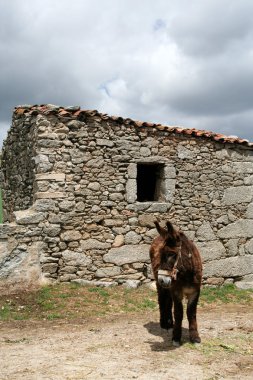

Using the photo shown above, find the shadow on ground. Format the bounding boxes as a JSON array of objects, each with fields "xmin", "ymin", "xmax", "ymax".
[{"xmin": 144, "ymin": 321, "xmax": 189, "ymax": 351}]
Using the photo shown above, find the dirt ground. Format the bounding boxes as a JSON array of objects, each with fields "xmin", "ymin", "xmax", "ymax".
[{"xmin": 1, "ymin": 305, "xmax": 253, "ymax": 380}]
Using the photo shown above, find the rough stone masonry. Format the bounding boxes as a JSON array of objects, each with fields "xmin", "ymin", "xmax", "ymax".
[{"xmin": 0, "ymin": 104, "xmax": 253, "ymax": 292}]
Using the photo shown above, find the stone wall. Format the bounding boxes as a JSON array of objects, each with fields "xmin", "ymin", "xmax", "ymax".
[
  {"xmin": 1, "ymin": 108, "xmax": 38, "ymax": 221},
  {"xmin": 1, "ymin": 105, "xmax": 253, "ymax": 290}
]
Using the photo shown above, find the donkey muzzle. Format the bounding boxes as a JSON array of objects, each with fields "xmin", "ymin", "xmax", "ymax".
[{"xmin": 158, "ymin": 269, "xmax": 172, "ymax": 288}]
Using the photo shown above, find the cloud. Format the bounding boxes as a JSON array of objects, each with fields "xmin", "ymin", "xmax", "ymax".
[
  {"xmin": 0, "ymin": 0, "xmax": 253, "ymax": 146},
  {"xmin": 167, "ymin": 0, "xmax": 253, "ymax": 56}
]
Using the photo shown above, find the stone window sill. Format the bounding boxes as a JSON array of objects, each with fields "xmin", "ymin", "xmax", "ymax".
[{"xmin": 128, "ymin": 202, "xmax": 172, "ymax": 212}]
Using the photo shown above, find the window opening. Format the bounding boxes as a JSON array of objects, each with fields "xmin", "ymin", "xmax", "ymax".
[{"xmin": 137, "ymin": 163, "xmax": 165, "ymax": 202}]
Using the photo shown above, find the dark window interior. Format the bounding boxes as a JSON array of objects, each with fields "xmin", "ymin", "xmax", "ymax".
[{"xmin": 137, "ymin": 163, "xmax": 164, "ymax": 202}]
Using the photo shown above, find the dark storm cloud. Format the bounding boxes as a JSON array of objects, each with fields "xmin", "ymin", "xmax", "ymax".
[
  {"xmin": 167, "ymin": 0, "xmax": 253, "ymax": 57},
  {"xmin": 0, "ymin": 0, "xmax": 253, "ymax": 145},
  {"xmin": 166, "ymin": 65, "xmax": 253, "ymax": 116}
]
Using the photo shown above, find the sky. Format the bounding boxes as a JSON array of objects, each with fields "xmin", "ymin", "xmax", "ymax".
[{"xmin": 1, "ymin": 0, "xmax": 253, "ymax": 146}]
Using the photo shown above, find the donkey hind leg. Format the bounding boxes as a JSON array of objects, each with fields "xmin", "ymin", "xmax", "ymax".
[
  {"xmin": 187, "ymin": 291, "xmax": 201, "ymax": 344},
  {"xmin": 172, "ymin": 295, "xmax": 183, "ymax": 346},
  {"xmin": 157, "ymin": 286, "xmax": 173, "ymax": 330}
]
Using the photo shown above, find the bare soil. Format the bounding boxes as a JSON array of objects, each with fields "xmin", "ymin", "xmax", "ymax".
[{"xmin": 1, "ymin": 304, "xmax": 253, "ymax": 380}]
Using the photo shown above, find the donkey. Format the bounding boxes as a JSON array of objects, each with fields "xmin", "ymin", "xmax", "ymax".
[{"xmin": 150, "ymin": 220, "xmax": 202, "ymax": 346}]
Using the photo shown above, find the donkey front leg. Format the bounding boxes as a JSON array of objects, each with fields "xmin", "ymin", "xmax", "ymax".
[
  {"xmin": 187, "ymin": 291, "xmax": 201, "ymax": 344},
  {"xmin": 172, "ymin": 295, "xmax": 183, "ymax": 346},
  {"xmin": 157, "ymin": 286, "xmax": 173, "ymax": 330}
]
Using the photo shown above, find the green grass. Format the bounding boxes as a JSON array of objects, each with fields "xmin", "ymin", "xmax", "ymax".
[
  {"xmin": 189, "ymin": 334, "xmax": 253, "ymax": 357},
  {"xmin": 0, "ymin": 284, "xmax": 158, "ymax": 321},
  {"xmin": 0, "ymin": 304, "xmax": 11, "ymax": 320},
  {"xmin": 88, "ymin": 287, "xmax": 110, "ymax": 298},
  {"xmin": 46, "ymin": 313, "xmax": 62, "ymax": 320},
  {"xmin": 0, "ymin": 283, "xmax": 252, "ymax": 322},
  {"xmin": 200, "ymin": 284, "xmax": 253, "ymax": 305}
]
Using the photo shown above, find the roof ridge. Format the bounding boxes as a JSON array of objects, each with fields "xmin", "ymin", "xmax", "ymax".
[{"xmin": 14, "ymin": 104, "xmax": 253, "ymax": 147}]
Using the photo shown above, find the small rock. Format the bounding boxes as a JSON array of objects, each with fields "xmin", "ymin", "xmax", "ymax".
[
  {"xmin": 235, "ymin": 281, "xmax": 253, "ymax": 290},
  {"xmin": 125, "ymin": 231, "xmax": 142, "ymax": 245},
  {"xmin": 123, "ymin": 280, "xmax": 141, "ymax": 289},
  {"xmin": 112, "ymin": 235, "xmax": 124, "ymax": 248},
  {"xmin": 61, "ymin": 230, "xmax": 82, "ymax": 241}
]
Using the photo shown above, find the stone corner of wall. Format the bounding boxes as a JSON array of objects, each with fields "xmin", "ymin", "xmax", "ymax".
[{"xmin": 13, "ymin": 208, "xmax": 46, "ymax": 225}]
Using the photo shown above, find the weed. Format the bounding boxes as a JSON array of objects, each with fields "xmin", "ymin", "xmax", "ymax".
[
  {"xmin": 138, "ymin": 298, "xmax": 157, "ymax": 310},
  {"xmin": 39, "ymin": 301, "xmax": 55, "ymax": 311},
  {"xmin": 122, "ymin": 305, "xmax": 137, "ymax": 313},
  {"xmin": 37, "ymin": 286, "xmax": 52, "ymax": 303},
  {"xmin": 219, "ymin": 343, "xmax": 237, "ymax": 352},
  {"xmin": 0, "ymin": 304, "xmax": 11, "ymax": 320},
  {"xmin": 69, "ymin": 282, "xmax": 82, "ymax": 290},
  {"xmin": 57, "ymin": 293, "xmax": 71, "ymax": 299},
  {"xmin": 13, "ymin": 314, "xmax": 28, "ymax": 321},
  {"xmin": 88, "ymin": 287, "xmax": 109, "ymax": 298},
  {"xmin": 46, "ymin": 313, "xmax": 62, "ymax": 320},
  {"xmin": 4, "ymin": 337, "xmax": 29, "ymax": 344}
]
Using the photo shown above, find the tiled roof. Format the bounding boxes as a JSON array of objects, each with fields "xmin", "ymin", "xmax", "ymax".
[{"xmin": 14, "ymin": 104, "xmax": 253, "ymax": 147}]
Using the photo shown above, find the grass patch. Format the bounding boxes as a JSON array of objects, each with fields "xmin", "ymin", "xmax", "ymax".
[
  {"xmin": 88, "ymin": 287, "xmax": 110, "ymax": 298},
  {"xmin": 200, "ymin": 284, "xmax": 253, "ymax": 305},
  {"xmin": 0, "ymin": 284, "xmax": 158, "ymax": 321},
  {"xmin": 0, "ymin": 283, "xmax": 252, "ymax": 322},
  {"xmin": 46, "ymin": 313, "xmax": 62, "ymax": 320},
  {"xmin": 192, "ymin": 337, "xmax": 253, "ymax": 357},
  {"xmin": 0, "ymin": 304, "xmax": 11, "ymax": 320}
]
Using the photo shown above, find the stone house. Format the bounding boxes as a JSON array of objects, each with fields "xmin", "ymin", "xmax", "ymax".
[{"xmin": 0, "ymin": 104, "xmax": 253, "ymax": 291}]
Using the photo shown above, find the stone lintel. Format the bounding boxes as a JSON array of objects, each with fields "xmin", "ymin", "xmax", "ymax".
[
  {"xmin": 35, "ymin": 173, "xmax": 66, "ymax": 181},
  {"xmin": 35, "ymin": 192, "xmax": 67, "ymax": 199}
]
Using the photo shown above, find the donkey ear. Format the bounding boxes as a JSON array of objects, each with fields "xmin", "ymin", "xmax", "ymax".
[
  {"xmin": 166, "ymin": 221, "xmax": 174, "ymax": 234},
  {"xmin": 154, "ymin": 221, "xmax": 168, "ymax": 238}
]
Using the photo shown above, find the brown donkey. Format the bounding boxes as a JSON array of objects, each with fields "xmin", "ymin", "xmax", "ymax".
[{"xmin": 150, "ymin": 221, "xmax": 202, "ymax": 346}]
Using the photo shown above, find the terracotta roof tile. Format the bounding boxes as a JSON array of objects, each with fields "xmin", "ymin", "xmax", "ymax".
[
  {"xmin": 13, "ymin": 105, "xmax": 253, "ymax": 147},
  {"xmin": 134, "ymin": 120, "xmax": 144, "ymax": 127},
  {"xmin": 58, "ymin": 110, "xmax": 71, "ymax": 116}
]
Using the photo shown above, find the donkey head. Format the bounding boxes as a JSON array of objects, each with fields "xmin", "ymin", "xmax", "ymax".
[{"xmin": 154, "ymin": 221, "xmax": 182, "ymax": 288}]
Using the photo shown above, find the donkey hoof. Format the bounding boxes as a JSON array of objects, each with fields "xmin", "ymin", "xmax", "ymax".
[
  {"xmin": 172, "ymin": 340, "xmax": 181, "ymax": 347},
  {"xmin": 190, "ymin": 336, "xmax": 201, "ymax": 344}
]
